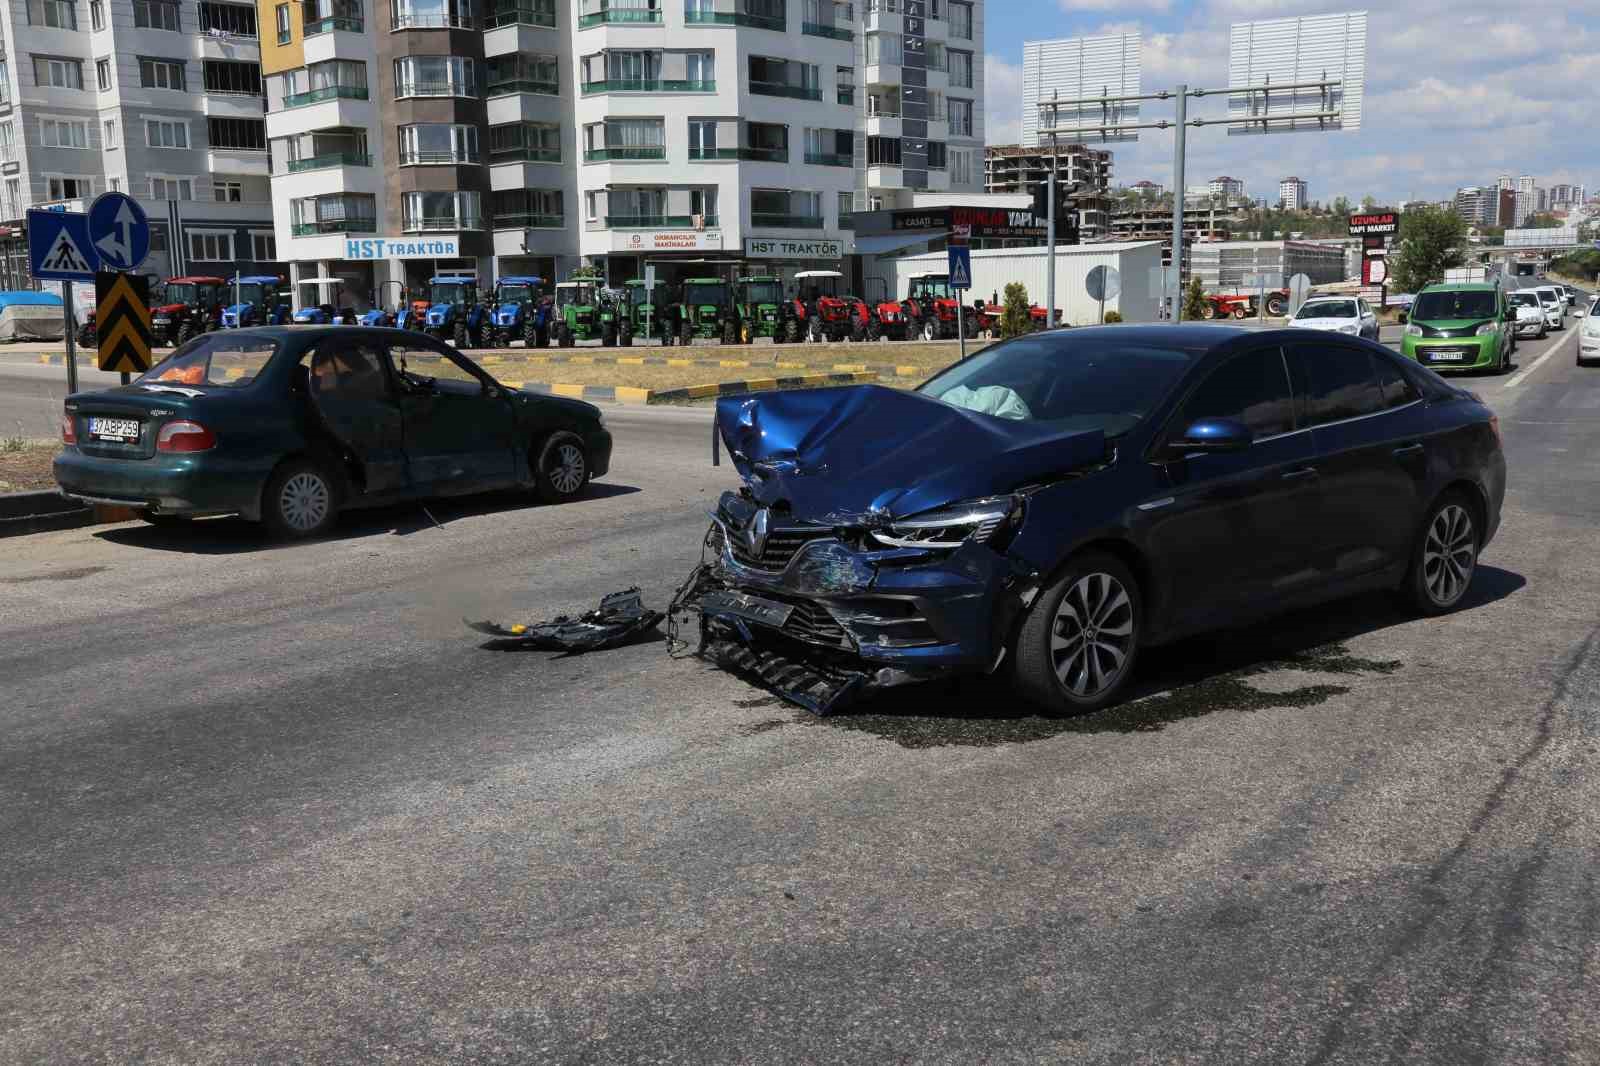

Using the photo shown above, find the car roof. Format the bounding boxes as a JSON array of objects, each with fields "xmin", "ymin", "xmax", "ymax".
[{"xmin": 1418, "ymin": 281, "xmax": 1498, "ymax": 292}]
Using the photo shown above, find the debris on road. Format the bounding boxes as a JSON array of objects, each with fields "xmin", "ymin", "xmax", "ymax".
[{"xmin": 468, "ymin": 587, "xmax": 663, "ymax": 652}]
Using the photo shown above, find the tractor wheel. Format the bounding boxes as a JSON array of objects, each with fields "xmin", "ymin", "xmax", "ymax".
[
  {"xmin": 680, "ymin": 323, "xmax": 693, "ymax": 347},
  {"xmin": 175, "ymin": 321, "xmax": 196, "ymax": 347},
  {"xmin": 1231, "ymin": 306, "xmax": 1250, "ymax": 320},
  {"xmin": 523, "ymin": 320, "xmax": 537, "ymax": 347},
  {"xmin": 740, "ymin": 321, "xmax": 752, "ymax": 345},
  {"xmin": 786, "ymin": 318, "xmax": 804, "ymax": 344},
  {"xmin": 866, "ymin": 318, "xmax": 882, "ymax": 342},
  {"xmin": 809, "ymin": 318, "xmax": 824, "ymax": 344},
  {"xmin": 620, "ymin": 325, "xmax": 634, "ymax": 347},
  {"xmin": 557, "ymin": 324, "xmax": 572, "ymax": 348},
  {"xmin": 921, "ymin": 318, "xmax": 938, "ymax": 342},
  {"xmin": 964, "ymin": 315, "xmax": 979, "ymax": 339},
  {"xmin": 602, "ymin": 326, "xmax": 616, "ymax": 348},
  {"xmin": 453, "ymin": 323, "xmax": 468, "ymax": 348},
  {"xmin": 1265, "ymin": 294, "xmax": 1287, "ymax": 317},
  {"xmin": 1201, "ymin": 301, "xmax": 1219, "ymax": 320},
  {"xmin": 721, "ymin": 320, "xmax": 737, "ymax": 345},
  {"xmin": 850, "ymin": 322, "xmax": 866, "ymax": 343}
]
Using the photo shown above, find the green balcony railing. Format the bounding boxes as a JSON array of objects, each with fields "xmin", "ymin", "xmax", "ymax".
[
  {"xmin": 737, "ymin": 146, "xmax": 786, "ymax": 162},
  {"xmin": 487, "ymin": 78, "xmax": 559, "ymax": 96},
  {"xmin": 285, "ymin": 151, "xmax": 371, "ymax": 172},
  {"xmin": 489, "ymin": 146, "xmax": 561, "ymax": 164},
  {"xmin": 801, "ymin": 21, "xmax": 850, "ymax": 40},
  {"xmin": 292, "ymin": 218, "xmax": 376, "ymax": 235},
  {"xmin": 404, "ymin": 214, "xmax": 484, "ymax": 232},
  {"xmin": 282, "ymin": 84, "xmax": 368, "ymax": 107},
  {"xmin": 484, "ymin": 4, "xmax": 556, "ymax": 26},
  {"xmin": 804, "ymin": 152, "xmax": 851, "ymax": 167},
  {"xmin": 493, "ymin": 212, "xmax": 565, "ymax": 228},
  {"xmin": 302, "ymin": 15, "xmax": 363, "ymax": 35},
  {"xmin": 605, "ymin": 214, "xmax": 718, "ymax": 229},
  {"xmin": 684, "ymin": 9, "xmax": 782, "ymax": 30},
  {"xmin": 581, "ymin": 78, "xmax": 715, "ymax": 94},
  {"xmin": 750, "ymin": 213, "xmax": 822, "ymax": 229},
  {"xmin": 687, "ymin": 146, "xmax": 744, "ymax": 161},
  {"xmin": 583, "ymin": 146, "xmax": 666, "ymax": 162},
  {"xmin": 577, "ymin": 8, "xmax": 662, "ymax": 27},
  {"xmin": 749, "ymin": 80, "xmax": 820, "ymax": 101}
]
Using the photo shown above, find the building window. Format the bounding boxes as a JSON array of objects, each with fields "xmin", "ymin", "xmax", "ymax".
[
  {"xmin": 139, "ymin": 58, "xmax": 187, "ymax": 91},
  {"xmin": 33, "ymin": 57, "xmax": 84, "ymax": 90},
  {"xmin": 488, "ymin": 121, "xmax": 560, "ymax": 163},
  {"xmin": 393, "ymin": 55, "xmax": 478, "ymax": 98},
  {"xmin": 200, "ymin": 2, "xmax": 258, "ymax": 35},
  {"xmin": 948, "ymin": 98, "xmax": 973, "ymax": 137},
  {"xmin": 948, "ymin": 0, "xmax": 971, "ymax": 39},
  {"xmin": 28, "ymin": 0, "xmax": 78, "ymax": 29},
  {"xmin": 146, "ymin": 119, "xmax": 189, "ymax": 148},
  {"xmin": 391, "ymin": 0, "xmax": 476, "ymax": 30},
  {"xmin": 109, "ymin": 177, "xmax": 120, "ymax": 190},
  {"xmin": 750, "ymin": 188, "xmax": 821, "ymax": 227},
  {"xmin": 867, "ymin": 135, "xmax": 901, "ymax": 166},
  {"xmin": 204, "ymin": 61, "xmax": 263, "ymax": 95},
  {"xmin": 96, "ymin": 59, "xmax": 111, "ymax": 91},
  {"xmin": 948, "ymin": 50, "xmax": 973, "ymax": 89},
  {"xmin": 583, "ymin": 118, "xmax": 665, "ymax": 159},
  {"xmin": 689, "ymin": 186, "xmax": 716, "ymax": 221},
  {"xmin": 398, "ymin": 123, "xmax": 479, "ymax": 165},
  {"xmin": 213, "ymin": 179, "xmax": 243, "ymax": 202},
  {"xmin": 687, "ymin": 119, "xmax": 717, "ymax": 157},
  {"xmin": 290, "ymin": 193, "xmax": 377, "ymax": 233},
  {"xmin": 275, "ymin": 2, "xmax": 290, "ymax": 41},
  {"xmin": 207, "ymin": 118, "xmax": 266, "ymax": 150},
  {"xmin": 0, "ymin": 123, "xmax": 14, "ymax": 164},
  {"xmin": 926, "ymin": 141, "xmax": 946, "ymax": 169},
  {"xmin": 950, "ymin": 147, "xmax": 972, "ymax": 185},
  {"xmin": 865, "ymin": 33, "xmax": 902, "ymax": 66},
  {"xmin": 252, "ymin": 231, "xmax": 276, "ymax": 260},
  {"xmin": 837, "ymin": 190, "xmax": 853, "ymax": 226},
  {"xmin": 150, "ymin": 176, "xmax": 193, "ymax": 199},
  {"xmin": 487, "ymin": 52, "xmax": 559, "ymax": 96},
  {"xmin": 4, "ymin": 178, "xmax": 19, "ymax": 219},
  {"xmin": 40, "ymin": 118, "xmax": 90, "ymax": 148},
  {"xmin": 836, "ymin": 65, "xmax": 854, "ymax": 105},
  {"xmin": 188, "ymin": 231, "xmax": 234, "ymax": 261},
  {"xmin": 48, "ymin": 176, "xmax": 93, "ymax": 200},
  {"xmin": 90, "ymin": 0, "xmax": 104, "ymax": 29},
  {"xmin": 133, "ymin": 0, "xmax": 181, "ymax": 30},
  {"xmin": 103, "ymin": 119, "xmax": 117, "ymax": 148},
  {"xmin": 401, "ymin": 190, "xmax": 482, "ymax": 232}
]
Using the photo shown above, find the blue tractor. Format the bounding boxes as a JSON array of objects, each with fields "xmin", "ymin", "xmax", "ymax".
[
  {"xmin": 292, "ymin": 277, "xmax": 358, "ymax": 324},
  {"xmin": 220, "ymin": 276, "xmax": 290, "ymax": 328},
  {"xmin": 423, "ymin": 275, "xmax": 490, "ymax": 348},
  {"xmin": 490, "ymin": 275, "xmax": 552, "ymax": 348}
]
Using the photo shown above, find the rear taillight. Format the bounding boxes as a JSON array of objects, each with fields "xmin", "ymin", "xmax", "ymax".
[
  {"xmin": 60, "ymin": 412, "xmax": 76, "ymax": 444},
  {"xmin": 156, "ymin": 420, "xmax": 216, "ymax": 453}
]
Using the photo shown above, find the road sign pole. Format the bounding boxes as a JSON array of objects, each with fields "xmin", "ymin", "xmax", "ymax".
[
  {"xmin": 62, "ymin": 280, "xmax": 78, "ymax": 394},
  {"xmin": 1171, "ymin": 84, "xmax": 1187, "ymax": 323},
  {"xmin": 1045, "ymin": 153, "xmax": 1057, "ymax": 331},
  {"xmin": 957, "ymin": 300, "xmax": 966, "ymax": 361}
]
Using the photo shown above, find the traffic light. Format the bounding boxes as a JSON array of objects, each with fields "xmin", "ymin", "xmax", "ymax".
[
  {"xmin": 1030, "ymin": 179, "xmax": 1082, "ymax": 245},
  {"xmin": 1031, "ymin": 182, "xmax": 1050, "ymax": 219}
]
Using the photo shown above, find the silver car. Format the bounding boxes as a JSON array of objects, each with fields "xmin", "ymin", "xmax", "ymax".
[{"xmin": 1289, "ymin": 296, "xmax": 1380, "ymax": 340}]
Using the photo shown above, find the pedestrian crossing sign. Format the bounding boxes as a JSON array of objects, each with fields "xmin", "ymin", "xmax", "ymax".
[
  {"xmin": 948, "ymin": 245, "xmax": 972, "ymax": 291},
  {"xmin": 27, "ymin": 209, "xmax": 100, "ymax": 282}
]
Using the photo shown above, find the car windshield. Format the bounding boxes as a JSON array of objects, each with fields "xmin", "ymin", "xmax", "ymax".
[
  {"xmin": 913, "ymin": 278, "xmax": 951, "ymax": 298},
  {"xmin": 431, "ymin": 283, "xmax": 473, "ymax": 304},
  {"xmin": 916, "ymin": 333, "xmax": 1200, "ymax": 436},
  {"xmin": 234, "ymin": 283, "xmax": 270, "ymax": 306},
  {"xmin": 557, "ymin": 284, "xmax": 593, "ymax": 307},
  {"xmin": 1412, "ymin": 290, "xmax": 1498, "ymax": 321},
  {"xmin": 1509, "ymin": 292, "xmax": 1539, "ymax": 307},
  {"xmin": 163, "ymin": 283, "xmax": 199, "ymax": 305},
  {"xmin": 1296, "ymin": 300, "xmax": 1356, "ymax": 319},
  {"xmin": 497, "ymin": 285, "xmax": 535, "ymax": 305},
  {"xmin": 686, "ymin": 283, "xmax": 727, "ymax": 305},
  {"xmin": 137, "ymin": 334, "xmax": 279, "ymax": 389},
  {"xmin": 742, "ymin": 282, "xmax": 783, "ymax": 304},
  {"xmin": 1536, "ymin": 289, "xmax": 1560, "ymax": 304}
]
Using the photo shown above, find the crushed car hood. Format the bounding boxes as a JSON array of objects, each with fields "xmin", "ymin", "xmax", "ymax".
[{"xmin": 715, "ymin": 384, "xmax": 1106, "ymax": 520}]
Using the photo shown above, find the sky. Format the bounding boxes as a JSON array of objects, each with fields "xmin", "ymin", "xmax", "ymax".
[{"xmin": 983, "ymin": 0, "xmax": 1600, "ymax": 208}]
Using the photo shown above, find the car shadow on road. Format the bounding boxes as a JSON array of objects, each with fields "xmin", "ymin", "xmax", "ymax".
[
  {"xmin": 93, "ymin": 481, "xmax": 642, "ymax": 555},
  {"xmin": 791, "ymin": 565, "xmax": 1527, "ymax": 749}
]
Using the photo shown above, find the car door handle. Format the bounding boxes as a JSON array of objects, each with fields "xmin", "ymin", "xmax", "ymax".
[
  {"xmin": 1392, "ymin": 443, "xmax": 1424, "ymax": 459},
  {"xmin": 1281, "ymin": 466, "xmax": 1319, "ymax": 482}
]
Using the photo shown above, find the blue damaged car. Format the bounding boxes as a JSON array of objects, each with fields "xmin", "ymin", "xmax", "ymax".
[{"xmin": 688, "ymin": 325, "xmax": 1506, "ymax": 714}]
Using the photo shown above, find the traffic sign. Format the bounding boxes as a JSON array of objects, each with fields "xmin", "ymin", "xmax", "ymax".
[
  {"xmin": 1085, "ymin": 265, "xmax": 1121, "ymax": 302},
  {"xmin": 95, "ymin": 271, "xmax": 153, "ymax": 375},
  {"xmin": 947, "ymin": 245, "xmax": 972, "ymax": 290},
  {"xmin": 27, "ymin": 209, "xmax": 98, "ymax": 281},
  {"xmin": 88, "ymin": 192, "xmax": 151, "ymax": 272},
  {"xmin": 1288, "ymin": 273, "xmax": 1312, "ymax": 315}
]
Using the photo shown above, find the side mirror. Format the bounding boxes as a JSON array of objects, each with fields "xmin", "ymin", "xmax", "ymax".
[
  {"xmin": 1397, "ymin": 311, "xmax": 1408, "ymax": 324},
  {"xmin": 1169, "ymin": 418, "xmax": 1253, "ymax": 456}
]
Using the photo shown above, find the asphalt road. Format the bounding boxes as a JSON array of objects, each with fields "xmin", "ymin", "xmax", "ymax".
[{"xmin": 3, "ymin": 324, "xmax": 1599, "ymax": 1063}]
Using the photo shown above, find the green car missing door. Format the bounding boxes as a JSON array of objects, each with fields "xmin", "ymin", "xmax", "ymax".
[
  {"xmin": 1400, "ymin": 282, "xmax": 1515, "ymax": 373},
  {"xmin": 53, "ymin": 326, "xmax": 613, "ymax": 538}
]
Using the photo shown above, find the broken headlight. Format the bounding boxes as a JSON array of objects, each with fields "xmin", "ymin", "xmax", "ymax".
[{"xmin": 869, "ymin": 495, "xmax": 1024, "ymax": 551}]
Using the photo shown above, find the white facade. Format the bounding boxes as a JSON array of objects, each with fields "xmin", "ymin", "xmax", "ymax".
[{"xmin": 1278, "ymin": 176, "xmax": 1307, "ymax": 210}]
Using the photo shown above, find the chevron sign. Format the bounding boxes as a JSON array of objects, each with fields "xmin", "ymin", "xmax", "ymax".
[{"xmin": 95, "ymin": 271, "xmax": 154, "ymax": 375}]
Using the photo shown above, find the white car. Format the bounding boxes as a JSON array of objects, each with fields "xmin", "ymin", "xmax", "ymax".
[
  {"xmin": 1580, "ymin": 303, "xmax": 1600, "ymax": 366},
  {"xmin": 1506, "ymin": 291, "xmax": 1548, "ymax": 339},
  {"xmin": 1289, "ymin": 296, "xmax": 1380, "ymax": 340},
  {"xmin": 1534, "ymin": 285, "xmax": 1566, "ymax": 329}
]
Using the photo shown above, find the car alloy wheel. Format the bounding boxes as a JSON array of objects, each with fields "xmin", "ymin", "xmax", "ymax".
[
  {"xmin": 1051, "ymin": 572, "xmax": 1136, "ymax": 698},
  {"xmin": 535, "ymin": 431, "xmax": 589, "ymax": 504},
  {"xmin": 279, "ymin": 471, "xmax": 331, "ymax": 533},
  {"xmin": 1421, "ymin": 503, "xmax": 1476, "ymax": 608},
  {"xmin": 550, "ymin": 444, "xmax": 585, "ymax": 495}
]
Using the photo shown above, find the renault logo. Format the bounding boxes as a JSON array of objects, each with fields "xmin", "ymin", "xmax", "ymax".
[{"xmin": 746, "ymin": 508, "xmax": 770, "ymax": 558}]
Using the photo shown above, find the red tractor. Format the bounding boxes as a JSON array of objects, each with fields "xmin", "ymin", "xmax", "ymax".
[
  {"xmin": 151, "ymin": 276, "xmax": 228, "ymax": 347},
  {"xmin": 974, "ymin": 300, "xmax": 1062, "ymax": 336},
  {"xmin": 788, "ymin": 270, "xmax": 869, "ymax": 342},
  {"xmin": 1200, "ymin": 289, "xmax": 1289, "ymax": 319},
  {"xmin": 903, "ymin": 274, "xmax": 978, "ymax": 340}
]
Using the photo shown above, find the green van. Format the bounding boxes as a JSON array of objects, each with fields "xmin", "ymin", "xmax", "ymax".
[{"xmin": 1400, "ymin": 281, "xmax": 1514, "ymax": 373}]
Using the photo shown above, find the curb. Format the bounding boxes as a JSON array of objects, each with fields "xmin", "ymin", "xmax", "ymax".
[
  {"xmin": 501, "ymin": 371, "xmax": 878, "ymax": 406},
  {"xmin": 484, "ymin": 353, "xmax": 930, "ymax": 378},
  {"xmin": 0, "ymin": 489, "xmax": 93, "ymax": 539}
]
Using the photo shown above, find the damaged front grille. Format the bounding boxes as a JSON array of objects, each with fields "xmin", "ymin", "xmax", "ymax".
[{"xmin": 727, "ymin": 527, "xmax": 836, "ymax": 574}]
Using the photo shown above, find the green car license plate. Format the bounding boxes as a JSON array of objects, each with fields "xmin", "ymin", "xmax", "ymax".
[{"xmin": 87, "ymin": 416, "xmax": 140, "ymax": 443}]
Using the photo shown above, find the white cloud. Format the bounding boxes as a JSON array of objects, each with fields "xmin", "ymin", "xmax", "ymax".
[{"xmin": 985, "ymin": 53, "xmax": 1024, "ymax": 145}]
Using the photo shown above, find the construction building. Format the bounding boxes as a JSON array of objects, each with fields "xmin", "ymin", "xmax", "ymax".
[{"xmin": 983, "ymin": 142, "xmax": 1113, "ymax": 240}]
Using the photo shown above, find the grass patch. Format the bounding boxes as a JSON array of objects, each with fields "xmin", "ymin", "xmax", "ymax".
[{"xmin": 0, "ymin": 440, "xmax": 61, "ymax": 493}]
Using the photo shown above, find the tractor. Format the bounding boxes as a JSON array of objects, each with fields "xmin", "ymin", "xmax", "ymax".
[
  {"xmin": 903, "ymin": 274, "xmax": 977, "ymax": 340},
  {"xmin": 490, "ymin": 275, "xmax": 553, "ymax": 348},
  {"xmin": 677, "ymin": 277, "xmax": 738, "ymax": 345},
  {"xmin": 151, "ymin": 276, "xmax": 228, "ymax": 347},
  {"xmin": 734, "ymin": 275, "xmax": 789, "ymax": 343},
  {"xmin": 220, "ymin": 276, "xmax": 290, "ymax": 329},
  {"xmin": 788, "ymin": 270, "xmax": 867, "ymax": 343},
  {"xmin": 623, "ymin": 279, "xmax": 677, "ymax": 346},
  {"xmin": 422, "ymin": 275, "xmax": 491, "ymax": 348},
  {"xmin": 292, "ymin": 277, "xmax": 359, "ymax": 324},
  {"xmin": 551, "ymin": 279, "xmax": 628, "ymax": 347}
]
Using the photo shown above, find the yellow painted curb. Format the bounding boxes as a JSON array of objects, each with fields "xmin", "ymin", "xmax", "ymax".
[
  {"xmin": 718, "ymin": 359, "xmax": 753, "ymax": 368},
  {"xmin": 618, "ymin": 357, "xmax": 645, "ymax": 365},
  {"xmin": 683, "ymin": 383, "xmax": 722, "ymax": 399},
  {"xmin": 775, "ymin": 361, "xmax": 809, "ymax": 369},
  {"xmin": 895, "ymin": 365, "xmax": 923, "ymax": 377},
  {"xmin": 742, "ymin": 377, "xmax": 779, "ymax": 391},
  {"xmin": 832, "ymin": 363, "xmax": 868, "ymax": 373},
  {"xmin": 615, "ymin": 387, "xmax": 654, "ymax": 405},
  {"xmin": 551, "ymin": 383, "xmax": 587, "ymax": 398},
  {"xmin": 666, "ymin": 358, "xmax": 695, "ymax": 367},
  {"xmin": 501, "ymin": 380, "xmax": 524, "ymax": 388},
  {"xmin": 479, "ymin": 355, "xmax": 503, "ymax": 365},
  {"xmin": 568, "ymin": 356, "xmax": 594, "ymax": 364}
]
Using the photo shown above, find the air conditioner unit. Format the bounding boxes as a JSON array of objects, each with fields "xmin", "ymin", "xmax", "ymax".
[{"xmin": 692, "ymin": 214, "xmax": 705, "ymax": 230}]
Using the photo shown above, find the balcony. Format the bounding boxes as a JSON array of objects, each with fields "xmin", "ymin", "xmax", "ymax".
[
  {"xmin": 583, "ymin": 146, "xmax": 666, "ymax": 162},
  {"xmin": 577, "ymin": 8, "xmax": 662, "ymax": 26},
  {"xmin": 605, "ymin": 214, "xmax": 717, "ymax": 228},
  {"xmin": 751, "ymin": 213, "xmax": 822, "ymax": 228},
  {"xmin": 303, "ymin": 15, "xmax": 363, "ymax": 34},
  {"xmin": 685, "ymin": 10, "xmax": 782, "ymax": 30},
  {"xmin": 286, "ymin": 150, "xmax": 371, "ymax": 172},
  {"xmin": 490, "ymin": 145, "xmax": 560, "ymax": 164},
  {"xmin": 399, "ymin": 150, "xmax": 481, "ymax": 165},
  {"xmin": 484, "ymin": 3, "xmax": 555, "ymax": 26},
  {"xmin": 688, "ymin": 146, "xmax": 786, "ymax": 162},
  {"xmin": 391, "ymin": 11, "xmax": 477, "ymax": 26},
  {"xmin": 404, "ymin": 214, "xmax": 483, "ymax": 231},
  {"xmin": 487, "ymin": 78, "xmax": 559, "ymax": 96},
  {"xmin": 292, "ymin": 218, "xmax": 376, "ymax": 235},
  {"xmin": 750, "ymin": 81, "xmax": 822, "ymax": 101},
  {"xmin": 493, "ymin": 211, "xmax": 564, "ymax": 228},
  {"xmin": 581, "ymin": 79, "xmax": 715, "ymax": 94},
  {"xmin": 805, "ymin": 152, "xmax": 851, "ymax": 167},
  {"xmin": 283, "ymin": 84, "xmax": 368, "ymax": 107},
  {"xmin": 801, "ymin": 21, "xmax": 851, "ymax": 40}
]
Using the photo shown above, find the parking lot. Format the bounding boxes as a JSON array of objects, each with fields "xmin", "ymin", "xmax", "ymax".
[{"xmin": 2, "ymin": 323, "xmax": 1598, "ymax": 1062}]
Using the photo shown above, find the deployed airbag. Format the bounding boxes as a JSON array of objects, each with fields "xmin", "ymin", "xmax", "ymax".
[{"xmin": 933, "ymin": 384, "xmax": 1032, "ymax": 421}]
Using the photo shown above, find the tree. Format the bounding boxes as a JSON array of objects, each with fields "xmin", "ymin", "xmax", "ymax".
[
  {"xmin": 1332, "ymin": 195, "xmax": 1352, "ymax": 218},
  {"xmin": 1360, "ymin": 195, "xmax": 1378, "ymax": 210},
  {"xmin": 1389, "ymin": 206, "xmax": 1468, "ymax": 292},
  {"xmin": 999, "ymin": 282, "xmax": 1032, "ymax": 338},
  {"xmin": 1182, "ymin": 276, "xmax": 1209, "ymax": 320},
  {"xmin": 1524, "ymin": 213, "xmax": 1561, "ymax": 230}
]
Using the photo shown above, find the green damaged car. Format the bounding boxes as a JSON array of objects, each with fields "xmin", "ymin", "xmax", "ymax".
[{"xmin": 1401, "ymin": 282, "xmax": 1515, "ymax": 373}]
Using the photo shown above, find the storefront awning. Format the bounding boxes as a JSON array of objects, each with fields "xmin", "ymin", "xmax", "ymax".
[{"xmin": 852, "ymin": 232, "xmax": 949, "ymax": 256}]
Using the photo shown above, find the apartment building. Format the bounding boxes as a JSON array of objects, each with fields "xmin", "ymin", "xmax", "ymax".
[
  {"xmin": 982, "ymin": 141, "xmax": 1112, "ymax": 239},
  {"xmin": 257, "ymin": 0, "xmax": 985, "ymax": 311},
  {"xmin": 1277, "ymin": 175, "xmax": 1306, "ymax": 211},
  {"xmin": 0, "ymin": 0, "xmax": 279, "ymax": 288}
]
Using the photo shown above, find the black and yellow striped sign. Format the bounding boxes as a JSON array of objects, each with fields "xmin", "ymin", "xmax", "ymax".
[{"xmin": 95, "ymin": 271, "xmax": 153, "ymax": 375}]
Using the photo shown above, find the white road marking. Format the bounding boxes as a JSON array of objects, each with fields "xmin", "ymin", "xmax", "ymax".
[{"xmin": 1504, "ymin": 327, "xmax": 1580, "ymax": 389}]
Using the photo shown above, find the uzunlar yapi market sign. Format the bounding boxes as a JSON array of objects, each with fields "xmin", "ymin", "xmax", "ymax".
[
  {"xmin": 1347, "ymin": 211, "xmax": 1399, "ymax": 236},
  {"xmin": 859, "ymin": 206, "xmax": 1048, "ymax": 240}
]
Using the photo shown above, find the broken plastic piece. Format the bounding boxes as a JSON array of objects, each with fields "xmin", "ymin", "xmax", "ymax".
[{"xmin": 468, "ymin": 587, "xmax": 663, "ymax": 652}]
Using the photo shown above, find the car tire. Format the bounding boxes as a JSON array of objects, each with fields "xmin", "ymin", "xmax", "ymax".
[
  {"xmin": 1011, "ymin": 552, "xmax": 1142, "ymax": 715},
  {"xmin": 1402, "ymin": 491, "xmax": 1480, "ymax": 615},
  {"xmin": 261, "ymin": 459, "xmax": 339, "ymax": 540},
  {"xmin": 533, "ymin": 431, "xmax": 589, "ymax": 505}
]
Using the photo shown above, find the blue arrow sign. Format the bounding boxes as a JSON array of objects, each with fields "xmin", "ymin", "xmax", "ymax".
[
  {"xmin": 88, "ymin": 192, "xmax": 150, "ymax": 272},
  {"xmin": 947, "ymin": 244, "xmax": 972, "ymax": 290},
  {"xmin": 27, "ymin": 209, "xmax": 99, "ymax": 281}
]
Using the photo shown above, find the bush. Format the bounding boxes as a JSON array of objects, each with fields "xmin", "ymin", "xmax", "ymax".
[
  {"xmin": 999, "ymin": 282, "xmax": 1033, "ymax": 339},
  {"xmin": 1182, "ymin": 277, "xmax": 1209, "ymax": 321},
  {"xmin": 1102, "ymin": 310, "xmax": 1123, "ymax": 324}
]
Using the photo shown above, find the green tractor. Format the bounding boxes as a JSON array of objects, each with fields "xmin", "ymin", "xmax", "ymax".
[
  {"xmin": 734, "ymin": 275, "xmax": 788, "ymax": 343},
  {"xmin": 622, "ymin": 279, "xmax": 678, "ymax": 346},
  {"xmin": 677, "ymin": 277, "xmax": 739, "ymax": 345},
  {"xmin": 551, "ymin": 279, "xmax": 630, "ymax": 347}
]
